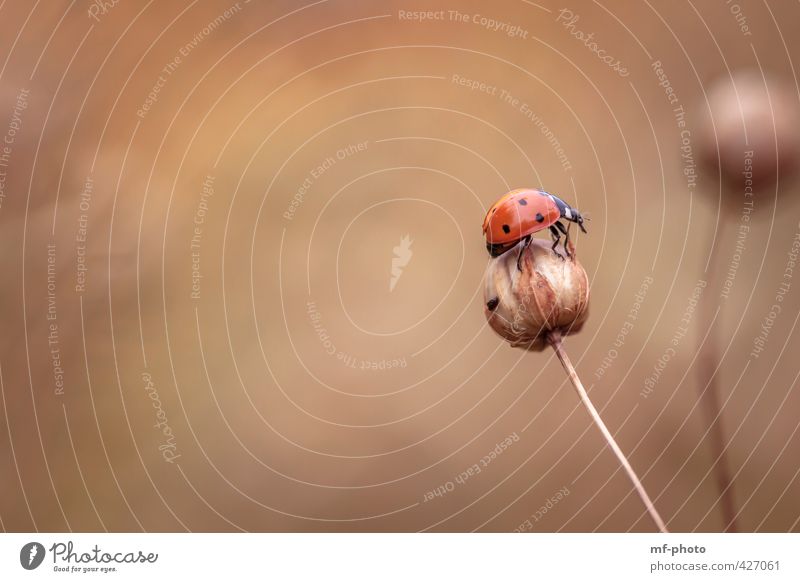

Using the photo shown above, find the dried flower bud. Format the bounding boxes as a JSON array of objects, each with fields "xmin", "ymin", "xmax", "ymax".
[{"xmin": 484, "ymin": 238, "xmax": 589, "ymax": 351}]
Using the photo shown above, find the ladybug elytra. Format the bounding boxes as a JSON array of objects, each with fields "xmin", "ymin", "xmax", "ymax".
[{"xmin": 482, "ymin": 188, "xmax": 587, "ymax": 270}]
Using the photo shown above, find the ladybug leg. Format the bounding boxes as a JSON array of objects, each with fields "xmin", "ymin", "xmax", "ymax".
[
  {"xmin": 515, "ymin": 235, "xmax": 532, "ymax": 271},
  {"xmin": 549, "ymin": 226, "xmax": 565, "ymax": 260},
  {"xmin": 555, "ymin": 221, "xmax": 571, "ymax": 257}
]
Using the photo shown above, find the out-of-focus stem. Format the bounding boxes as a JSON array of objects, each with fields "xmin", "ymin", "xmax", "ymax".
[
  {"xmin": 699, "ymin": 213, "xmax": 738, "ymax": 532},
  {"xmin": 546, "ymin": 329, "xmax": 669, "ymax": 533}
]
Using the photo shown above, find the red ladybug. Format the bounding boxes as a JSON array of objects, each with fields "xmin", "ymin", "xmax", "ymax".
[{"xmin": 482, "ymin": 188, "xmax": 587, "ymax": 269}]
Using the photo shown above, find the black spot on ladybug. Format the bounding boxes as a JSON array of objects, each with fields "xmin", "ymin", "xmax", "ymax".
[
  {"xmin": 535, "ymin": 213, "xmax": 545, "ymax": 223},
  {"xmin": 502, "ymin": 224, "xmax": 511, "ymax": 234},
  {"xmin": 519, "ymin": 199, "xmax": 528, "ymax": 206},
  {"xmin": 487, "ymin": 297, "xmax": 499, "ymax": 311}
]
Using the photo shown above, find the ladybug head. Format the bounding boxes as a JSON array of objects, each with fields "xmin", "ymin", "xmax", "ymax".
[
  {"xmin": 486, "ymin": 240, "xmax": 518, "ymax": 257},
  {"xmin": 576, "ymin": 212, "xmax": 587, "ymax": 234}
]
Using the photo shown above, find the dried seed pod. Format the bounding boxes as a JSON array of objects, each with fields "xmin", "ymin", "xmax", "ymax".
[{"xmin": 484, "ymin": 238, "xmax": 589, "ymax": 351}]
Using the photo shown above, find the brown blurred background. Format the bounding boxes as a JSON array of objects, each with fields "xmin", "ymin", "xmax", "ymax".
[{"xmin": 1, "ymin": 0, "xmax": 799, "ymax": 532}]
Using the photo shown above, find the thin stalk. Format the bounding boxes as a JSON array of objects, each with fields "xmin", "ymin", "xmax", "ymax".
[
  {"xmin": 699, "ymin": 212, "xmax": 738, "ymax": 532},
  {"xmin": 547, "ymin": 329, "xmax": 669, "ymax": 533}
]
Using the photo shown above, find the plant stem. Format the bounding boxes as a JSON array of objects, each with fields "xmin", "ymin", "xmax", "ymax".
[
  {"xmin": 546, "ymin": 329, "xmax": 669, "ymax": 533},
  {"xmin": 698, "ymin": 213, "xmax": 738, "ymax": 532}
]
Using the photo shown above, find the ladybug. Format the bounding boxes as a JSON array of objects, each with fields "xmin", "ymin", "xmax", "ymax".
[{"xmin": 482, "ymin": 188, "xmax": 587, "ymax": 270}]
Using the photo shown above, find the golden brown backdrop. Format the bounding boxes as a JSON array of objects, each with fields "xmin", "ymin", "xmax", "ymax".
[{"xmin": 0, "ymin": 0, "xmax": 799, "ymax": 532}]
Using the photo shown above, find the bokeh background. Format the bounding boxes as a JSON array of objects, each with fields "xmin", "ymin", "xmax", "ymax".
[{"xmin": 1, "ymin": 0, "xmax": 799, "ymax": 532}]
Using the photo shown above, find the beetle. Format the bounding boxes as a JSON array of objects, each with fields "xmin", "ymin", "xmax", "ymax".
[{"xmin": 482, "ymin": 188, "xmax": 587, "ymax": 270}]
